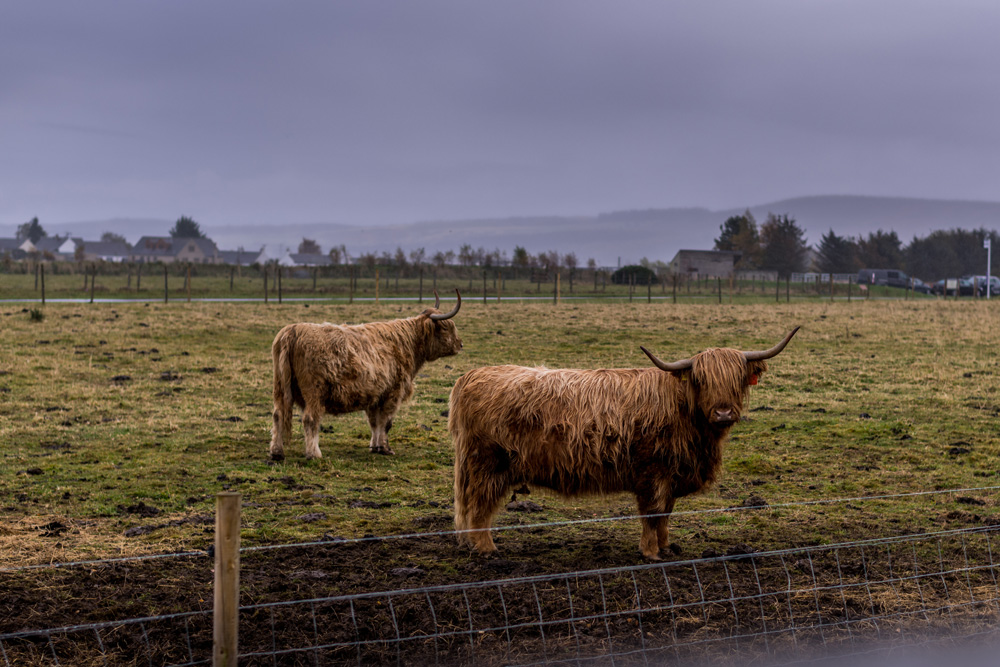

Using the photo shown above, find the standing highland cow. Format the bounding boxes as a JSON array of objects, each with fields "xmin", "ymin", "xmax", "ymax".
[
  {"xmin": 270, "ymin": 290, "xmax": 462, "ymax": 461},
  {"xmin": 450, "ymin": 328, "xmax": 799, "ymax": 559}
]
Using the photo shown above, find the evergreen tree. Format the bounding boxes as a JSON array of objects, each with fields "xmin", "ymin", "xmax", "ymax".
[
  {"xmin": 759, "ymin": 213, "xmax": 808, "ymax": 278},
  {"xmin": 815, "ymin": 229, "xmax": 858, "ymax": 273},
  {"xmin": 169, "ymin": 216, "xmax": 205, "ymax": 238},
  {"xmin": 856, "ymin": 230, "xmax": 903, "ymax": 268},
  {"xmin": 298, "ymin": 238, "xmax": 321, "ymax": 254},
  {"xmin": 714, "ymin": 209, "xmax": 760, "ymax": 268},
  {"xmin": 16, "ymin": 217, "xmax": 46, "ymax": 243}
]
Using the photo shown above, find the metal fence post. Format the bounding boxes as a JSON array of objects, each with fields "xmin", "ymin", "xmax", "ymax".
[{"xmin": 213, "ymin": 492, "xmax": 241, "ymax": 667}]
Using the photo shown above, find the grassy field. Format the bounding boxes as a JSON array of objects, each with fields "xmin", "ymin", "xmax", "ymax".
[{"xmin": 1, "ymin": 295, "xmax": 997, "ymax": 571}]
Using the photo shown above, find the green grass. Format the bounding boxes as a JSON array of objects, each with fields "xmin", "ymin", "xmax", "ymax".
[{"xmin": 0, "ymin": 298, "xmax": 997, "ymax": 566}]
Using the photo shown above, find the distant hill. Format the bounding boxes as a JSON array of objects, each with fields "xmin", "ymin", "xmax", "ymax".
[{"xmin": 4, "ymin": 195, "xmax": 999, "ymax": 267}]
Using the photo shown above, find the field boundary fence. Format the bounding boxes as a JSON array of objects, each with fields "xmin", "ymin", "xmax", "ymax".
[{"xmin": 2, "ymin": 486, "xmax": 999, "ymax": 665}]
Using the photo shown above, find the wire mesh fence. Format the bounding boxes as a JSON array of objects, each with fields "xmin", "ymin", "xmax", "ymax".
[{"xmin": 2, "ymin": 503, "xmax": 999, "ymax": 665}]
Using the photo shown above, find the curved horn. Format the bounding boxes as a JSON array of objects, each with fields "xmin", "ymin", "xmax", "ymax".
[
  {"xmin": 433, "ymin": 290, "xmax": 441, "ymax": 309},
  {"xmin": 743, "ymin": 327, "xmax": 801, "ymax": 362},
  {"xmin": 640, "ymin": 346, "xmax": 693, "ymax": 373},
  {"xmin": 429, "ymin": 289, "xmax": 461, "ymax": 321}
]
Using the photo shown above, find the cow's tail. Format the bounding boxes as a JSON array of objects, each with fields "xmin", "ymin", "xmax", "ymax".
[
  {"xmin": 269, "ymin": 326, "xmax": 296, "ymax": 459},
  {"xmin": 449, "ymin": 376, "xmax": 471, "ymax": 538}
]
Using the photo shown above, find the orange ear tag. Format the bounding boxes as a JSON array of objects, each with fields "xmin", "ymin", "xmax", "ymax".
[{"xmin": 748, "ymin": 374, "xmax": 758, "ymax": 386}]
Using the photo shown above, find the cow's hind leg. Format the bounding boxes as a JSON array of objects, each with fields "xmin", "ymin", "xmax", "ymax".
[
  {"xmin": 270, "ymin": 401, "xmax": 293, "ymax": 462},
  {"xmin": 455, "ymin": 442, "xmax": 511, "ymax": 554},
  {"xmin": 366, "ymin": 407, "xmax": 395, "ymax": 455},
  {"xmin": 302, "ymin": 401, "xmax": 323, "ymax": 459}
]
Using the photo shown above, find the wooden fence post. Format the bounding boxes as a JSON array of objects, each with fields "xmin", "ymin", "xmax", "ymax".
[
  {"xmin": 375, "ymin": 269, "xmax": 380, "ymax": 305},
  {"xmin": 164, "ymin": 264, "xmax": 169, "ymax": 303},
  {"xmin": 230, "ymin": 267, "xmax": 235, "ymax": 293},
  {"xmin": 717, "ymin": 276, "xmax": 721, "ymax": 304},
  {"xmin": 349, "ymin": 266, "xmax": 354, "ymax": 304},
  {"xmin": 497, "ymin": 272, "xmax": 502, "ymax": 302},
  {"xmin": 418, "ymin": 266, "xmax": 423, "ymax": 304},
  {"xmin": 213, "ymin": 492, "xmax": 241, "ymax": 667},
  {"xmin": 848, "ymin": 276, "xmax": 852, "ymax": 302},
  {"xmin": 263, "ymin": 267, "xmax": 268, "ymax": 304},
  {"xmin": 277, "ymin": 266, "xmax": 282, "ymax": 304},
  {"xmin": 483, "ymin": 270, "xmax": 487, "ymax": 305},
  {"xmin": 40, "ymin": 264, "xmax": 45, "ymax": 305},
  {"xmin": 786, "ymin": 276, "xmax": 790, "ymax": 303},
  {"xmin": 90, "ymin": 264, "xmax": 96, "ymax": 304},
  {"xmin": 136, "ymin": 263, "xmax": 142, "ymax": 291},
  {"xmin": 647, "ymin": 277, "xmax": 651, "ymax": 303},
  {"xmin": 672, "ymin": 273, "xmax": 677, "ymax": 304},
  {"xmin": 186, "ymin": 264, "xmax": 192, "ymax": 303}
]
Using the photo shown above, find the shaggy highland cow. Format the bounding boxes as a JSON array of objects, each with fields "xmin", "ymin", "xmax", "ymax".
[
  {"xmin": 449, "ymin": 328, "xmax": 799, "ymax": 559},
  {"xmin": 269, "ymin": 290, "xmax": 462, "ymax": 461}
]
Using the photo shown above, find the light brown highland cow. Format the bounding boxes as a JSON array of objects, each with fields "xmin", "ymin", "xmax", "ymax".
[
  {"xmin": 269, "ymin": 291, "xmax": 462, "ymax": 461},
  {"xmin": 449, "ymin": 328, "xmax": 799, "ymax": 559}
]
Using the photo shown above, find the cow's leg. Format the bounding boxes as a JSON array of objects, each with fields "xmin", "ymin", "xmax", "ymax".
[
  {"xmin": 302, "ymin": 401, "xmax": 323, "ymax": 459},
  {"xmin": 657, "ymin": 497, "xmax": 677, "ymax": 553},
  {"xmin": 457, "ymin": 445, "xmax": 510, "ymax": 554},
  {"xmin": 366, "ymin": 402, "xmax": 398, "ymax": 455},
  {"xmin": 635, "ymin": 476, "xmax": 673, "ymax": 560},
  {"xmin": 269, "ymin": 401, "xmax": 292, "ymax": 462}
]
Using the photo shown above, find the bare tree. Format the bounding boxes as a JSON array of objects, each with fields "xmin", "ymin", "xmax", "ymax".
[
  {"xmin": 409, "ymin": 247, "xmax": 426, "ymax": 266},
  {"xmin": 394, "ymin": 247, "xmax": 408, "ymax": 268}
]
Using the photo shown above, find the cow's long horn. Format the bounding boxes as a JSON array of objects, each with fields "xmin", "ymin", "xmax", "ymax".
[
  {"xmin": 640, "ymin": 346, "xmax": 693, "ymax": 372},
  {"xmin": 433, "ymin": 291, "xmax": 441, "ymax": 309},
  {"xmin": 742, "ymin": 327, "xmax": 801, "ymax": 362},
  {"xmin": 430, "ymin": 289, "xmax": 461, "ymax": 321}
]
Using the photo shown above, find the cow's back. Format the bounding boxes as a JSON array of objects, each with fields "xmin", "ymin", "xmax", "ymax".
[{"xmin": 282, "ymin": 322, "xmax": 411, "ymax": 414}]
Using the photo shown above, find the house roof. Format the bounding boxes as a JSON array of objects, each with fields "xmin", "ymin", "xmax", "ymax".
[
  {"xmin": 133, "ymin": 236, "xmax": 218, "ymax": 256},
  {"xmin": 0, "ymin": 238, "xmax": 23, "ymax": 251},
  {"xmin": 290, "ymin": 253, "xmax": 333, "ymax": 266},
  {"xmin": 32, "ymin": 235, "xmax": 71, "ymax": 253},
  {"xmin": 81, "ymin": 241, "xmax": 133, "ymax": 257},
  {"xmin": 218, "ymin": 250, "xmax": 257, "ymax": 266}
]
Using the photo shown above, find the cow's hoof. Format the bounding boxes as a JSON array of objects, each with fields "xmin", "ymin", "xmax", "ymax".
[
  {"xmin": 370, "ymin": 445, "xmax": 395, "ymax": 455},
  {"xmin": 269, "ymin": 452, "xmax": 285, "ymax": 462}
]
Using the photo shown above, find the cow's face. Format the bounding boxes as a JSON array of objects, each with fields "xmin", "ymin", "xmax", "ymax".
[
  {"xmin": 684, "ymin": 348, "xmax": 767, "ymax": 427},
  {"xmin": 423, "ymin": 316, "xmax": 463, "ymax": 360}
]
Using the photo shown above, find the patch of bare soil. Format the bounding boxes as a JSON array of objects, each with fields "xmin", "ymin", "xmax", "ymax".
[{"xmin": 2, "ymin": 524, "xmax": 999, "ymax": 666}]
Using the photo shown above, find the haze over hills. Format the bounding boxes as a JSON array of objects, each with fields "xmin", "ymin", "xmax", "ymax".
[{"xmin": 4, "ymin": 195, "xmax": 1000, "ymax": 267}]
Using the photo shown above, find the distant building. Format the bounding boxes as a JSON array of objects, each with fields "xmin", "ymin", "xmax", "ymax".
[
  {"xmin": 289, "ymin": 253, "xmax": 332, "ymax": 267},
  {"xmin": 132, "ymin": 236, "xmax": 221, "ymax": 264},
  {"xmin": 667, "ymin": 250, "xmax": 741, "ymax": 278},
  {"xmin": 75, "ymin": 240, "xmax": 133, "ymax": 262},
  {"xmin": 218, "ymin": 249, "xmax": 257, "ymax": 266},
  {"xmin": 0, "ymin": 238, "xmax": 29, "ymax": 259}
]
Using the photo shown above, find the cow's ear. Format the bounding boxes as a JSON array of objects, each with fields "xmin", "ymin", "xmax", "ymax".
[{"xmin": 670, "ymin": 369, "xmax": 691, "ymax": 383}]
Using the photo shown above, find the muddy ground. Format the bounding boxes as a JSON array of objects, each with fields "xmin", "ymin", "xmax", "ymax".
[{"xmin": 3, "ymin": 514, "xmax": 999, "ymax": 666}]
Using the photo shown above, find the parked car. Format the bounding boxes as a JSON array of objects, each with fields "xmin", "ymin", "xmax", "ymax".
[
  {"xmin": 856, "ymin": 268, "xmax": 911, "ymax": 289},
  {"xmin": 970, "ymin": 275, "xmax": 1000, "ymax": 296},
  {"xmin": 933, "ymin": 277, "xmax": 976, "ymax": 296},
  {"xmin": 911, "ymin": 278, "xmax": 933, "ymax": 294}
]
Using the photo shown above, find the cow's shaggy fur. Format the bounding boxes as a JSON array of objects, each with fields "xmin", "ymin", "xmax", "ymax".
[
  {"xmin": 270, "ymin": 301, "xmax": 462, "ymax": 461},
  {"xmin": 450, "ymin": 332, "xmax": 797, "ymax": 559}
]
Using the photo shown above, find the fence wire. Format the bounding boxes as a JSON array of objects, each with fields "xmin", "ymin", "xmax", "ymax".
[{"xmin": 3, "ymin": 525, "xmax": 1000, "ymax": 666}]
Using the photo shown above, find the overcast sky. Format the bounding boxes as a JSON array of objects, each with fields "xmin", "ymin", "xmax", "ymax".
[{"xmin": 3, "ymin": 1, "xmax": 999, "ymax": 230}]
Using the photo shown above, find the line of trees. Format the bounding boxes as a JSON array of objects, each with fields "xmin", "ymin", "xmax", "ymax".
[{"xmin": 715, "ymin": 210, "xmax": 998, "ymax": 281}]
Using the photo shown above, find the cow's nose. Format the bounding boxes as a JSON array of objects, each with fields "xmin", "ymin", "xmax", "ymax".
[{"xmin": 711, "ymin": 408, "xmax": 735, "ymax": 424}]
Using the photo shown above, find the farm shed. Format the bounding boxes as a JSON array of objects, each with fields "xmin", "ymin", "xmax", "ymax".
[{"xmin": 667, "ymin": 249, "xmax": 741, "ymax": 278}]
